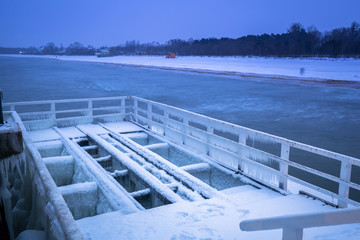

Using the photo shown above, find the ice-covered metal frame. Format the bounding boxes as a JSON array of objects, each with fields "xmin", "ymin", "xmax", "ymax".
[
  {"xmin": 240, "ymin": 207, "xmax": 360, "ymax": 240},
  {"xmin": 4, "ymin": 96, "xmax": 360, "ymax": 208}
]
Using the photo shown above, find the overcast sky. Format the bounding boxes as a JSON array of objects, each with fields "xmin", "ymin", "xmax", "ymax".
[{"xmin": 1, "ymin": 0, "xmax": 359, "ymax": 48}]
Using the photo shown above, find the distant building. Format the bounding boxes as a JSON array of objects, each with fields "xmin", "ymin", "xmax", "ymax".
[{"xmin": 95, "ymin": 49, "xmax": 113, "ymax": 58}]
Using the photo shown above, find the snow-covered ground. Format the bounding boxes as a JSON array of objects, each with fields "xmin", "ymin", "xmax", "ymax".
[
  {"xmin": 5, "ymin": 54, "xmax": 360, "ymax": 82},
  {"xmin": 77, "ymin": 194, "xmax": 360, "ymax": 240}
]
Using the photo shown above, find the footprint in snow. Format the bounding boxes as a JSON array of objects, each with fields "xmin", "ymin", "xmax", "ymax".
[{"xmin": 171, "ymin": 230, "xmax": 196, "ymax": 240}]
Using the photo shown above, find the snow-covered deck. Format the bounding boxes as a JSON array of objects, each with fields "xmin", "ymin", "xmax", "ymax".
[
  {"xmin": 25, "ymin": 122, "xmax": 360, "ymax": 239},
  {"xmin": 3, "ymin": 96, "xmax": 360, "ymax": 239},
  {"xmin": 77, "ymin": 191, "xmax": 359, "ymax": 240}
]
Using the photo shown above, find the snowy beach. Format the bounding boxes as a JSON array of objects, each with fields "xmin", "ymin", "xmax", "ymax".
[{"xmin": 5, "ymin": 54, "xmax": 360, "ymax": 83}]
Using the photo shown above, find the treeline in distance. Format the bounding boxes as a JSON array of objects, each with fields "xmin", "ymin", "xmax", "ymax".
[{"xmin": 1, "ymin": 22, "xmax": 359, "ymax": 57}]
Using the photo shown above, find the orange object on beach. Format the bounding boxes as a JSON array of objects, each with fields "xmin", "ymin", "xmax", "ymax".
[{"xmin": 166, "ymin": 51, "xmax": 176, "ymax": 58}]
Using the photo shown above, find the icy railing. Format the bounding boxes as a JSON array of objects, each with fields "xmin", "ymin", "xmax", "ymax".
[
  {"xmin": 10, "ymin": 111, "xmax": 83, "ymax": 240},
  {"xmin": 130, "ymin": 96, "xmax": 360, "ymax": 208},
  {"xmin": 3, "ymin": 96, "xmax": 129, "ymax": 131},
  {"xmin": 240, "ymin": 207, "xmax": 360, "ymax": 240},
  {"xmin": 4, "ymin": 96, "xmax": 360, "ymax": 208}
]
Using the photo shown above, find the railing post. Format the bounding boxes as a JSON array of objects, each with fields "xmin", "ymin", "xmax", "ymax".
[
  {"xmin": 338, "ymin": 160, "xmax": 352, "ymax": 208},
  {"xmin": 182, "ymin": 117, "xmax": 188, "ymax": 145},
  {"xmin": 237, "ymin": 130, "xmax": 247, "ymax": 171},
  {"xmin": 238, "ymin": 132, "xmax": 247, "ymax": 145},
  {"xmin": 134, "ymin": 99, "xmax": 138, "ymax": 123},
  {"xmin": 88, "ymin": 99, "xmax": 93, "ymax": 122},
  {"xmin": 163, "ymin": 111, "xmax": 169, "ymax": 136},
  {"xmin": 121, "ymin": 97, "xmax": 126, "ymax": 120},
  {"xmin": 147, "ymin": 103, "xmax": 152, "ymax": 128},
  {"xmin": 283, "ymin": 227, "xmax": 303, "ymax": 240},
  {"xmin": 206, "ymin": 125, "xmax": 214, "ymax": 156},
  {"xmin": 206, "ymin": 124, "xmax": 214, "ymax": 134},
  {"xmin": 51, "ymin": 102, "xmax": 56, "ymax": 126},
  {"xmin": 279, "ymin": 142, "xmax": 290, "ymax": 191}
]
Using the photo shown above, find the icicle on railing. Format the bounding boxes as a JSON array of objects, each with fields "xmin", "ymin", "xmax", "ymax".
[{"xmin": 0, "ymin": 153, "xmax": 25, "ymax": 240}]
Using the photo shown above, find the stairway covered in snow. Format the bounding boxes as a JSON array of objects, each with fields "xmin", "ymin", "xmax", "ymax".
[{"xmin": 1, "ymin": 96, "xmax": 360, "ymax": 240}]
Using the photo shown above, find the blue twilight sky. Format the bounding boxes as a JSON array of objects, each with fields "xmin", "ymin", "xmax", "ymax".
[{"xmin": 0, "ymin": 0, "xmax": 359, "ymax": 48}]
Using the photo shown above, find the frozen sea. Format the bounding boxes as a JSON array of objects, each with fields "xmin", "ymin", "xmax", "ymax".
[{"xmin": 0, "ymin": 55, "xmax": 359, "ymax": 161}]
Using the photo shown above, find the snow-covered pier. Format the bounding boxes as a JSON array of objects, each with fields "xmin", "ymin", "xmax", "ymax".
[{"xmin": 1, "ymin": 96, "xmax": 360, "ymax": 239}]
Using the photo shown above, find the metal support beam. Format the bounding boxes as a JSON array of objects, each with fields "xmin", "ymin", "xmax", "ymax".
[{"xmin": 130, "ymin": 188, "xmax": 151, "ymax": 199}]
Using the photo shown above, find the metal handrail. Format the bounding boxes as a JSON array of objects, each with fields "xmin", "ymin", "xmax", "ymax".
[
  {"xmin": 4, "ymin": 96, "xmax": 360, "ymax": 208},
  {"xmin": 240, "ymin": 207, "xmax": 360, "ymax": 240},
  {"xmin": 11, "ymin": 111, "xmax": 83, "ymax": 239},
  {"xmin": 131, "ymin": 97, "xmax": 358, "ymax": 164},
  {"xmin": 4, "ymin": 96, "xmax": 128, "ymax": 125},
  {"xmin": 130, "ymin": 96, "xmax": 360, "ymax": 208}
]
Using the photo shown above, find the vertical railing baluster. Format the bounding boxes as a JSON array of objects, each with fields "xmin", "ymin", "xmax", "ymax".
[
  {"xmin": 147, "ymin": 103, "xmax": 152, "ymax": 128},
  {"xmin": 51, "ymin": 102, "xmax": 56, "ymax": 126},
  {"xmin": 207, "ymin": 124, "xmax": 214, "ymax": 134},
  {"xmin": 238, "ymin": 132, "xmax": 247, "ymax": 145},
  {"xmin": 163, "ymin": 110, "xmax": 169, "ymax": 135},
  {"xmin": 121, "ymin": 97, "xmax": 126, "ymax": 120},
  {"xmin": 181, "ymin": 117, "xmax": 188, "ymax": 145},
  {"xmin": 338, "ymin": 160, "xmax": 352, "ymax": 208},
  {"xmin": 237, "ymin": 130, "xmax": 247, "ymax": 171},
  {"xmin": 88, "ymin": 99, "xmax": 93, "ymax": 122},
  {"xmin": 134, "ymin": 99, "xmax": 138, "ymax": 123},
  {"xmin": 279, "ymin": 142, "xmax": 290, "ymax": 191},
  {"xmin": 206, "ymin": 124, "xmax": 214, "ymax": 156}
]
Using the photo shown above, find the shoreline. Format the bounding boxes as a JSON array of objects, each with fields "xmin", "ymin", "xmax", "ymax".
[
  {"xmin": 2, "ymin": 54, "xmax": 360, "ymax": 88},
  {"xmin": 98, "ymin": 61, "xmax": 360, "ymax": 87}
]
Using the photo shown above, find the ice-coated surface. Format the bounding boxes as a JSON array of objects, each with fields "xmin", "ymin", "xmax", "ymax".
[
  {"xmin": 129, "ymin": 130, "xmax": 247, "ymax": 191},
  {"xmin": 75, "ymin": 124, "xmax": 109, "ymax": 135},
  {"xmin": 102, "ymin": 124, "xmax": 225, "ymax": 200},
  {"xmin": 60, "ymin": 126, "xmax": 86, "ymax": 139},
  {"xmin": 43, "ymin": 156, "xmax": 74, "ymax": 187},
  {"xmin": 15, "ymin": 230, "xmax": 46, "ymax": 240},
  {"xmin": 144, "ymin": 142, "xmax": 169, "ymax": 156},
  {"xmin": 180, "ymin": 163, "xmax": 210, "ymax": 172},
  {"xmin": 59, "ymin": 182, "xmax": 98, "ymax": 220},
  {"xmin": 35, "ymin": 140, "xmax": 66, "ymax": 158},
  {"xmin": 103, "ymin": 122, "xmax": 144, "ymax": 133},
  {"xmin": 76, "ymin": 193, "xmax": 360, "ymax": 240},
  {"xmin": 14, "ymin": 118, "xmax": 360, "ymax": 239},
  {"xmin": 28, "ymin": 128, "xmax": 60, "ymax": 142},
  {"xmin": 124, "ymin": 132, "xmax": 163, "ymax": 146},
  {"xmin": 76, "ymin": 125, "xmax": 185, "ymax": 204},
  {"xmin": 1, "ymin": 155, "xmax": 23, "ymax": 240},
  {"xmin": 220, "ymin": 185, "xmax": 258, "ymax": 195},
  {"xmin": 151, "ymin": 144, "xmax": 204, "ymax": 167},
  {"xmin": 54, "ymin": 127, "xmax": 142, "ymax": 214}
]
